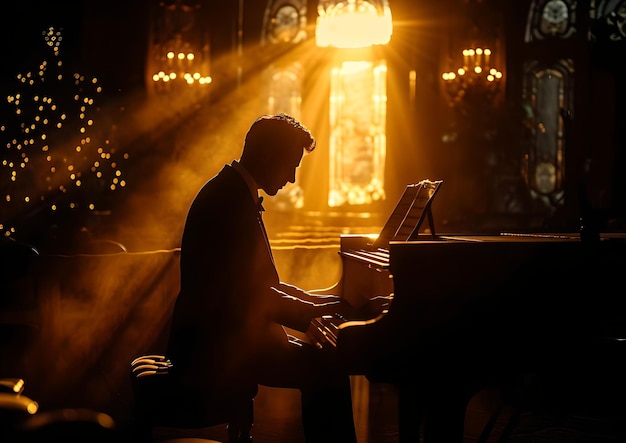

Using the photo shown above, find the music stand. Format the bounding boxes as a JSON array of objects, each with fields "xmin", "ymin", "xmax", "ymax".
[{"xmin": 372, "ymin": 180, "xmax": 443, "ymax": 249}]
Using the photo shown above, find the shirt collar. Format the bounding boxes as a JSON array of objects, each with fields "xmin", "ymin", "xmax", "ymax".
[{"xmin": 231, "ymin": 160, "xmax": 261, "ymax": 204}]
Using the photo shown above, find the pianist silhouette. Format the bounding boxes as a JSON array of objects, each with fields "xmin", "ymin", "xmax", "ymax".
[{"xmin": 166, "ymin": 113, "xmax": 367, "ymax": 443}]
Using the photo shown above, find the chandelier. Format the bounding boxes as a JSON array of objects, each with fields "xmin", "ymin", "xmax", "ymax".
[
  {"xmin": 441, "ymin": 47, "xmax": 503, "ymax": 108},
  {"xmin": 148, "ymin": 1, "xmax": 212, "ymax": 93},
  {"xmin": 151, "ymin": 35, "xmax": 212, "ymax": 87},
  {"xmin": 316, "ymin": 0, "xmax": 393, "ymax": 48}
]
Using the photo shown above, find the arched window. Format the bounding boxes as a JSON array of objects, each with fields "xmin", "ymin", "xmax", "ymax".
[
  {"xmin": 521, "ymin": 59, "xmax": 575, "ymax": 209},
  {"xmin": 262, "ymin": 0, "xmax": 308, "ymax": 45},
  {"xmin": 525, "ymin": 0, "xmax": 578, "ymax": 41},
  {"xmin": 589, "ymin": 0, "xmax": 626, "ymax": 41},
  {"xmin": 327, "ymin": 60, "xmax": 387, "ymax": 207}
]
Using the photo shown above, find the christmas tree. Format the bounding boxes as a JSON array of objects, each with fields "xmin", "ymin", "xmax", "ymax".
[{"xmin": 1, "ymin": 26, "xmax": 129, "ymax": 249}]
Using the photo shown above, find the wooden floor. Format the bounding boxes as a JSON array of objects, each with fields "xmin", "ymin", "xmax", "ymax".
[{"xmin": 155, "ymin": 372, "xmax": 625, "ymax": 443}]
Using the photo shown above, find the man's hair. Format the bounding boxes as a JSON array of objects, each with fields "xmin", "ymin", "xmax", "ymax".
[{"xmin": 243, "ymin": 113, "xmax": 316, "ymax": 158}]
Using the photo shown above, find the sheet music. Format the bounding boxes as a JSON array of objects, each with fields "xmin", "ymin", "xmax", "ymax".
[
  {"xmin": 372, "ymin": 179, "xmax": 443, "ymax": 249},
  {"xmin": 372, "ymin": 183, "xmax": 420, "ymax": 249}
]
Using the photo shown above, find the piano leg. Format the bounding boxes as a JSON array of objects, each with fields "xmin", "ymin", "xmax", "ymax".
[
  {"xmin": 397, "ymin": 379, "xmax": 470, "ymax": 443},
  {"xmin": 398, "ymin": 384, "xmax": 424, "ymax": 443}
]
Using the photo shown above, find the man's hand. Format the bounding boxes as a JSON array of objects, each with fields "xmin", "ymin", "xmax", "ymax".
[{"xmin": 348, "ymin": 294, "xmax": 394, "ymax": 320}]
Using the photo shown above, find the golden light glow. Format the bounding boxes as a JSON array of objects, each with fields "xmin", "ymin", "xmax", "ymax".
[
  {"xmin": 316, "ymin": 0, "xmax": 393, "ymax": 49},
  {"xmin": 328, "ymin": 59, "xmax": 387, "ymax": 206}
]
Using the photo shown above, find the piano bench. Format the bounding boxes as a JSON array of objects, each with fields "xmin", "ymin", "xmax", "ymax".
[{"xmin": 130, "ymin": 354, "xmax": 255, "ymax": 443}]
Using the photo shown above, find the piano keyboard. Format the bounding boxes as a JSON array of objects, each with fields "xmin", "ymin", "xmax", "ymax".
[
  {"xmin": 306, "ymin": 314, "xmax": 345, "ymax": 349},
  {"xmin": 306, "ymin": 309, "xmax": 390, "ymax": 350},
  {"xmin": 339, "ymin": 248, "xmax": 390, "ymax": 269}
]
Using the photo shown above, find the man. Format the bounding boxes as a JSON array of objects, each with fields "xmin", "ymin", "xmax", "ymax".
[{"xmin": 166, "ymin": 113, "xmax": 361, "ymax": 442}]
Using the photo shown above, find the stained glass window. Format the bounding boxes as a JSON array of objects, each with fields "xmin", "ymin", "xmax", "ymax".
[{"xmin": 522, "ymin": 59, "xmax": 575, "ymax": 208}]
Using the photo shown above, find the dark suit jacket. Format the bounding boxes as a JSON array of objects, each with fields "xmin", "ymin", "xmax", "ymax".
[{"xmin": 166, "ymin": 164, "xmax": 308, "ymax": 395}]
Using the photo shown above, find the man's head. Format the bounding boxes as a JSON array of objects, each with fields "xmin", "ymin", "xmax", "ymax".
[{"xmin": 240, "ymin": 113, "xmax": 316, "ymax": 196}]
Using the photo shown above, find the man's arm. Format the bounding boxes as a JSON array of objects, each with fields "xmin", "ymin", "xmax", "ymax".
[
  {"xmin": 277, "ymin": 281, "xmax": 342, "ymax": 303},
  {"xmin": 269, "ymin": 283, "xmax": 353, "ymax": 331}
]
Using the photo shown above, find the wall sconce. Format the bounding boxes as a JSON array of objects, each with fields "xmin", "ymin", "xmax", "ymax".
[{"xmin": 441, "ymin": 47, "xmax": 503, "ymax": 108}]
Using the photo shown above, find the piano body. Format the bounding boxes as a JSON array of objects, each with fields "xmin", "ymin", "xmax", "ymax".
[
  {"xmin": 307, "ymin": 180, "xmax": 626, "ymax": 442},
  {"xmin": 307, "ymin": 231, "xmax": 626, "ymax": 442}
]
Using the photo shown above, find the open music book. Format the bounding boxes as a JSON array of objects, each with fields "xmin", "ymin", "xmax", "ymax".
[{"xmin": 371, "ymin": 179, "xmax": 443, "ymax": 249}]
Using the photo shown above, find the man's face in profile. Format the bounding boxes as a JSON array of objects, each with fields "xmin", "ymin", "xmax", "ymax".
[{"xmin": 262, "ymin": 149, "xmax": 303, "ymax": 196}]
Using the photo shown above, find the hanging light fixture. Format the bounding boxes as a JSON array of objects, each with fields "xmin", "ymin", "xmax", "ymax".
[
  {"xmin": 148, "ymin": 1, "xmax": 212, "ymax": 94},
  {"xmin": 316, "ymin": 0, "xmax": 393, "ymax": 48},
  {"xmin": 441, "ymin": 46, "xmax": 503, "ymax": 108}
]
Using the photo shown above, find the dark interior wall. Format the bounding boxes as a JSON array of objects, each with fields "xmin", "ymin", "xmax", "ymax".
[
  {"xmin": 0, "ymin": 0, "xmax": 151, "ymax": 98},
  {"xmin": 208, "ymin": 1, "xmax": 238, "ymax": 59},
  {"xmin": 1, "ymin": 2, "xmax": 84, "ymax": 92},
  {"xmin": 80, "ymin": 0, "xmax": 151, "ymax": 95}
]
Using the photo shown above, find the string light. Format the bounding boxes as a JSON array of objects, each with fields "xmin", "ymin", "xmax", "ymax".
[{"xmin": 0, "ymin": 26, "xmax": 129, "ymax": 240}]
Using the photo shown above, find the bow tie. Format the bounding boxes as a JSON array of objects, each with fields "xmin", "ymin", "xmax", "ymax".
[{"xmin": 257, "ymin": 196, "xmax": 265, "ymax": 212}]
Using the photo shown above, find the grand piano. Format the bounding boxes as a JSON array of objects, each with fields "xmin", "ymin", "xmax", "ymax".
[{"xmin": 306, "ymin": 181, "xmax": 626, "ymax": 443}]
